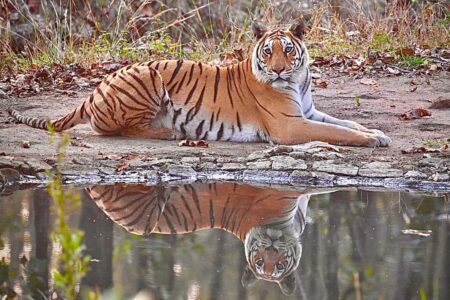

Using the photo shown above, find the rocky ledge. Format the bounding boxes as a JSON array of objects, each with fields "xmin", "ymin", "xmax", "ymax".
[{"xmin": 1, "ymin": 142, "xmax": 449, "ymax": 193}]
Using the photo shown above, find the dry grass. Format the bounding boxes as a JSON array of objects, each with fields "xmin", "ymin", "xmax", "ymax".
[{"xmin": 0, "ymin": 0, "xmax": 449, "ymax": 75}]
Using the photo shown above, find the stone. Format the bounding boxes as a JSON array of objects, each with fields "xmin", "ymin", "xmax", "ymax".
[
  {"xmin": 271, "ymin": 156, "xmax": 307, "ymax": 170},
  {"xmin": 181, "ymin": 157, "xmax": 201, "ymax": 164},
  {"xmin": 247, "ymin": 160, "xmax": 272, "ymax": 170},
  {"xmin": 404, "ymin": 170, "xmax": 428, "ymax": 179},
  {"xmin": 312, "ymin": 160, "xmax": 358, "ymax": 176},
  {"xmin": 201, "ymin": 156, "xmax": 216, "ymax": 163},
  {"xmin": 243, "ymin": 170, "xmax": 291, "ymax": 183},
  {"xmin": 358, "ymin": 162, "xmax": 403, "ymax": 177},
  {"xmin": 419, "ymin": 158, "xmax": 444, "ymax": 168},
  {"xmin": 431, "ymin": 173, "xmax": 450, "ymax": 182},
  {"xmin": 247, "ymin": 151, "xmax": 268, "ymax": 161},
  {"xmin": 217, "ymin": 158, "xmax": 235, "ymax": 163},
  {"xmin": 221, "ymin": 163, "xmax": 247, "ymax": 171},
  {"xmin": 165, "ymin": 165, "xmax": 196, "ymax": 176},
  {"xmin": 25, "ymin": 159, "xmax": 52, "ymax": 172},
  {"xmin": 199, "ymin": 162, "xmax": 217, "ymax": 170},
  {"xmin": 288, "ymin": 151, "xmax": 308, "ymax": 159}
]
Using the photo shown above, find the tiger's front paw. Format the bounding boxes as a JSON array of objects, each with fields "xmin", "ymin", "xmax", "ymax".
[{"xmin": 371, "ymin": 131, "xmax": 391, "ymax": 147}]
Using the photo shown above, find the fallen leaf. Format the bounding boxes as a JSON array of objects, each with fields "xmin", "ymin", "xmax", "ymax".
[
  {"xmin": 429, "ymin": 98, "xmax": 450, "ymax": 109},
  {"xmin": 178, "ymin": 139, "xmax": 209, "ymax": 148},
  {"xmin": 360, "ymin": 78, "xmax": 377, "ymax": 85},
  {"xmin": 399, "ymin": 108, "xmax": 432, "ymax": 120},
  {"xmin": 401, "ymin": 144, "xmax": 448, "ymax": 154},
  {"xmin": 313, "ymin": 79, "xmax": 328, "ymax": 88},
  {"xmin": 116, "ymin": 161, "xmax": 129, "ymax": 171},
  {"xmin": 401, "ymin": 229, "xmax": 432, "ymax": 237},
  {"xmin": 395, "ymin": 47, "xmax": 415, "ymax": 57}
]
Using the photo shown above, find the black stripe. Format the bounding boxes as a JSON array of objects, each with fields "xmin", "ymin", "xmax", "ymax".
[
  {"xmin": 209, "ymin": 198, "xmax": 215, "ymax": 228},
  {"xmin": 183, "ymin": 78, "xmax": 199, "ymax": 105},
  {"xmin": 236, "ymin": 112, "xmax": 242, "ymax": 131},
  {"xmin": 213, "ymin": 66, "xmax": 220, "ymax": 103},
  {"xmin": 195, "ymin": 120, "xmax": 205, "ymax": 139},
  {"xmin": 167, "ymin": 60, "xmax": 183, "ymax": 86},
  {"xmin": 187, "ymin": 63, "xmax": 195, "ymax": 86},
  {"xmin": 216, "ymin": 123, "xmax": 224, "ymax": 140}
]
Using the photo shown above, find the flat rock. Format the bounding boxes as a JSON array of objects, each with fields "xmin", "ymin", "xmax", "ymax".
[
  {"xmin": 419, "ymin": 158, "xmax": 444, "ymax": 168},
  {"xmin": 312, "ymin": 160, "xmax": 358, "ymax": 176},
  {"xmin": 404, "ymin": 170, "xmax": 428, "ymax": 179},
  {"xmin": 247, "ymin": 160, "xmax": 272, "ymax": 170},
  {"xmin": 181, "ymin": 157, "xmax": 201, "ymax": 164},
  {"xmin": 431, "ymin": 173, "xmax": 450, "ymax": 182},
  {"xmin": 271, "ymin": 156, "xmax": 307, "ymax": 170},
  {"xmin": 247, "ymin": 151, "xmax": 268, "ymax": 161},
  {"xmin": 358, "ymin": 162, "xmax": 403, "ymax": 177}
]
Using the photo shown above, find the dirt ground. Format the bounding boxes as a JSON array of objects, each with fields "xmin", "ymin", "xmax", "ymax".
[{"xmin": 0, "ymin": 72, "xmax": 449, "ymax": 190}]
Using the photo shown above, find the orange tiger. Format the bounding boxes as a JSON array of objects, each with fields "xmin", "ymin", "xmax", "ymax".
[
  {"xmin": 8, "ymin": 21, "xmax": 390, "ymax": 147},
  {"xmin": 87, "ymin": 182, "xmax": 315, "ymax": 295}
]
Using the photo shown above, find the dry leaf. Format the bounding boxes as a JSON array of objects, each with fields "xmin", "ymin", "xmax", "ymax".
[
  {"xmin": 429, "ymin": 98, "xmax": 450, "ymax": 109},
  {"xmin": 21, "ymin": 141, "xmax": 30, "ymax": 148},
  {"xmin": 116, "ymin": 161, "xmax": 129, "ymax": 171},
  {"xmin": 178, "ymin": 139, "xmax": 209, "ymax": 148},
  {"xmin": 399, "ymin": 108, "xmax": 432, "ymax": 120},
  {"xmin": 360, "ymin": 78, "xmax": 377, "ymax": 86},
  {"xmin": 395, "ymin": 47, "xmax": 415, "ymax": 57},
  {"xmin": 401, "ymin": 144, "xmax": 448, "ymax": 154},
  {"xmin": 429, "ymin": 64, "xmax": 438, "ymax": 71},
  {"xmin": 313, "ymin": 79, "xmax": 328, "ymax": 88}
]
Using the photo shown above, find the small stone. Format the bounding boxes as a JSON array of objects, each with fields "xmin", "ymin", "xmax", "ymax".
[
  {"xmin": 289, "ymin": 151, "xmax": 307, "ymax": 159},
  {"xmin": 271, "ymin": 156, "xmax": 307, "ymax": 170},
  {"xmin": 221, "ymin": 163, "xmax": 247, "ymax": 171},
  {"xmin": 199, "ymin": 162, "xmax": 217, "ymax": 170},
  {"xmin": 72, "ymin": 157, "xmax": 91, "ymax": 165},
  {"xmin": 217, "ymin": 157, "xmax": 235, "ymax": 163},
  {"xmin": 358, "ymin": 162, "xmax": 403, "ymax": 177},
  {"xmin": 201, "ymin": 156, "xmax": 216, "ymax": 163},
  {"xmin": 419, "ymin": 158, "xmax": 444, "ymax": 168},
  {"xmin": 431, "ymin": 173, "xmax": 450, "ymax": 182},
  {"xmin": 404, "ymin": 170, "xmax": 428, "ymax": 179},
  {"xmin": 247, "ymin": 160, "xmax": 272, "ymax": 170},
  {"xmin": 247, "ymin": 151, "xmax": 268, "ymax": 161},
  {"xmin": 312, "ymin": 160, "xmax": 358, "ymax": 176},
  {"xmin": 181, "ymin": 157, "xmax": 201, "ymax": 164},
  {"xmin": 165, "ymin": 165, "xmax": 196, "ymax": 176},
  {"xmin": 22, "ymin": 141, "xmax": 31, "ymax": 148}
]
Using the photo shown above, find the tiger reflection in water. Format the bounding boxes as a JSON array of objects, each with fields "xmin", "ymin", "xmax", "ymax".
[{"xmin": 87, "ymin": 182, "xmax": 315, "ymax": 295}]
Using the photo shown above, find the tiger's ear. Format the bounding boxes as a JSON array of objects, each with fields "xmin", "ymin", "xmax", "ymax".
[
  {"xmin": 278, "ymin": 273, "xmax": 297, "ymax": 295},
  {"xmin": 252, "ymin": 21, "xmax": 268, "ymax": 39},
  {"xmin": 241, "ymin": 265, "xmax": 258, "ymax": 287},
  {"xmin": 289, "ymin": 20, "xmax": 306, "ymax": 39}
]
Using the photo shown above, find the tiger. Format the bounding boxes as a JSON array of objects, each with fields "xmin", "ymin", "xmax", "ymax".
[
  {"xmin": 7, "ymin": 20, "xmax": 390, "ymax": 147},
  {"xmin": 87, "ymin": 182, "xmax": 316, "ymax": 295}
]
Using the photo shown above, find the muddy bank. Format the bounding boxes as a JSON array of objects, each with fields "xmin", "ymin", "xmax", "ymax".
[{"xmin": 1, "ymin": 73, "xmax": 449, "ymax": 192}]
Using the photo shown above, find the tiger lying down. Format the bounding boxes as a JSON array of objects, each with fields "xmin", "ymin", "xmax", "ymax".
[
  {"xmin": 8, "ymin": 21, "xmax": 390, "ymax": 147},
  {"xmin": 88, "ymin": 183, "xmax": 320, "ymax": 295}
]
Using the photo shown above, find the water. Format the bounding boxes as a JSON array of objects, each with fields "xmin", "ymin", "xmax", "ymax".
[{"xmin": 0, "ymin": 183, "xmax": 449, "ymax": 299}]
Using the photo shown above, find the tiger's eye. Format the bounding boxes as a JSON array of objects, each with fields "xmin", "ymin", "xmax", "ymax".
[
  {"xmin": 285, "ymin": 46, "xmax": 293, "ymax": 53},
  {"xmin": 264, "ymin": 48, "xmax": 272, "ymax": 55},
  {"xmin": 256, "ymin": 259, "xmax": 264, "ymax": 267},
  {"xmin": 276, "ymin": 263, "xmax": 284, "ymax": 270}
]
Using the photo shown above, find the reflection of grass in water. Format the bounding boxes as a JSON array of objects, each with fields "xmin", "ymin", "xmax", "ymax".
[{"xmin": 47, "ymin": 124, "xmax": 91, "ymax": 300}]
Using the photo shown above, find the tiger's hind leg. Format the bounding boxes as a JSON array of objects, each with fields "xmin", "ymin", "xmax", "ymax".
[{"xmin": 86, "ymin": 63, "xmax": 175, "ymax": 138}]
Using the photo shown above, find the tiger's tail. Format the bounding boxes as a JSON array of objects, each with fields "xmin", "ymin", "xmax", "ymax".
[{"xmin": 7, "ymin": 102, "xmax": 87, "ymax": 132}]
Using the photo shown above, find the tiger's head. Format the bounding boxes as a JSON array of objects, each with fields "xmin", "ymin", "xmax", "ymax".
[
  {"xmin": 241, "ymin": 194, "xmax": 308, "ymax": 295},
  {"xmin": 251, "ymin": 21, "xmax": 308, "ymax": 88}
]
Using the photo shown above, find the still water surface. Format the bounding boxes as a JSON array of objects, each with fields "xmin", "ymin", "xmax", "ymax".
[{"xmin": 0, "ymin": 183, "xmax": 449, "ymax": 299}]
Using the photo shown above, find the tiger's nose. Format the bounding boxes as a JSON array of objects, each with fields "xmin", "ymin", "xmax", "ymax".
[{"xmin": 272, "ymin": 66, "xmax": 285, "ymax": 74}]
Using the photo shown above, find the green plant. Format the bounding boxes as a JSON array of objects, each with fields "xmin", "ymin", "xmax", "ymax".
[
  {"xmin": 400, "ymin": 55, "xmax": 428, "ymax": 67},
  {"xmin": 423, "ymin": 139, "xmax": 448, "ymax": 148},
  {"xmin": 47, "ymin": 125, "xmax": 91, "ymax": 300}
]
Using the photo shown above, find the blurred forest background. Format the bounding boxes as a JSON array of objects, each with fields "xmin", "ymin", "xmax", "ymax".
[{"xmin": 0, "ymin": 0, "xmax": 449, "ymax": 75}]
